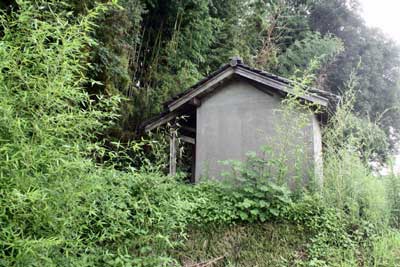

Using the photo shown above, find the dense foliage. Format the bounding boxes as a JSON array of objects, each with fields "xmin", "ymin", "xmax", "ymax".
[
  {"xmin": 2, "ymin": 0, "xmax": 390, "ymax": 160},
  {"xmin": 2, "ymin": 0, "xmax": 400, "ymax": 267}
]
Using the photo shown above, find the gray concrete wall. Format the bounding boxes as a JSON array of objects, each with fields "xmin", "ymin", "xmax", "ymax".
[{"xmin": 195, "ymin": 78, "xmax": 321, "ymax": 186}]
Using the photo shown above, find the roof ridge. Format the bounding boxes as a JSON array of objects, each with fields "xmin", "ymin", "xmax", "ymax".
[
  {"xmin": 163, "ymin": 58, "xmax": 338, "ymax": 111},
  {"xmin": 236, "ymin": 62, "xmax": 338, "ymax": 99}
]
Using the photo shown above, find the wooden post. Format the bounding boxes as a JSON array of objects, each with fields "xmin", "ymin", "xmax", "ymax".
[
  {"xmin": 169, "ymin": 128, "xmax": 177, "ymax": 176},
  {"xmin": 190, "ymin": 143, "xmax": 196, "ymax": 183}
]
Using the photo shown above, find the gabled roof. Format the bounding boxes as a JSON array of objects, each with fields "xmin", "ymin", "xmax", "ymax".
[{"xmin": 142, "ymin": 57, "xmax": 339, "ymax": 132}]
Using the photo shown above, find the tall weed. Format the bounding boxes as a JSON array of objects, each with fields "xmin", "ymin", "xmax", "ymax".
[{"xmin": 322, "ymin": 75, "xmax": 390, "ymax": 226}]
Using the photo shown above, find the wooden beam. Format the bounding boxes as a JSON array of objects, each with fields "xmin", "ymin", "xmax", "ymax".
[
  {"xmin": 144, "ymin": 111, "xmax": 178, "ymax": 132},
  {"xmin": 169, "ymin": 129, "xmax": 177, "ymax": 176},
  {"xmin": 190, "ymin": 143, "xmax": 196, "ymax": 184},
  {"xmin": 180, "ymin": 135, "xmax": 195, "ymax": 144},
  {"xmin": 181, "ymin": 126, "xmax": 196, "ymax": 133},
  {"xmin": 189, "ymin": 97, "xmax": 201, "ymax": 107}
]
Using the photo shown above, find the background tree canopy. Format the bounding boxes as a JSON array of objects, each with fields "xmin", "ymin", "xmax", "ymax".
[
  {"xmin": 3, "ymin": 1, "xmax": 400, "ymax": 266},
  {"xmin": 4, "ymin": 0, "xmax": 399, "ymax": 161}
]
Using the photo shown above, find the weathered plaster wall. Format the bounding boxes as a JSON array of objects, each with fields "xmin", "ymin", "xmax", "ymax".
[{"xmin": 195, "ymin": 78, "xmax": 321, "ymax": 186}]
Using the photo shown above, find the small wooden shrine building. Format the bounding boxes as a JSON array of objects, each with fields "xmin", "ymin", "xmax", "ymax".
[{"xmin": 142, "ymin": 57, "xmax": 337, "ymax": 185}]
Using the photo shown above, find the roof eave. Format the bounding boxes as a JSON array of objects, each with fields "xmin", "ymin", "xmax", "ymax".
[
  {"xmin": 167, "ymin": 67, "xmax": 235, "ymax": 112},
  {"xmin": 235, "ymin": 67, "xmax": 329, "ymax": 107},
  {"xmin": 141, "ymin": 62, "xmax": 334, "ymax": 133}
]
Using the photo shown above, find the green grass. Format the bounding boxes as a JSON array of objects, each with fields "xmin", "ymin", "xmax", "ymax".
[
  {"xmin": 173, "ymin": 223, "xmax": 311, "ymax": 267},
  {"xmin": 369, "ymin": 230, "xmax": 400, "ymax": 267},
  {"xmin": 173, "ymin": 224, "xmax": 400, "ymax": 267}
]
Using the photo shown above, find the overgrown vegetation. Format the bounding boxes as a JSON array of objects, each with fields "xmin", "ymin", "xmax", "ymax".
[{"xmin": 2, "ymin": 0, "xmax": 400, "ymax": 267}]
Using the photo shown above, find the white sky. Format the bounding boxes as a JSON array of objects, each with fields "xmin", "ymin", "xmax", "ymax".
[
  {"xmin": 360, "ymin": 0, "xmax": 400, "ymax": 44},
  {"xmin": 359, "ymin": 0, "xmax": 400, "ymax": 173}
]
